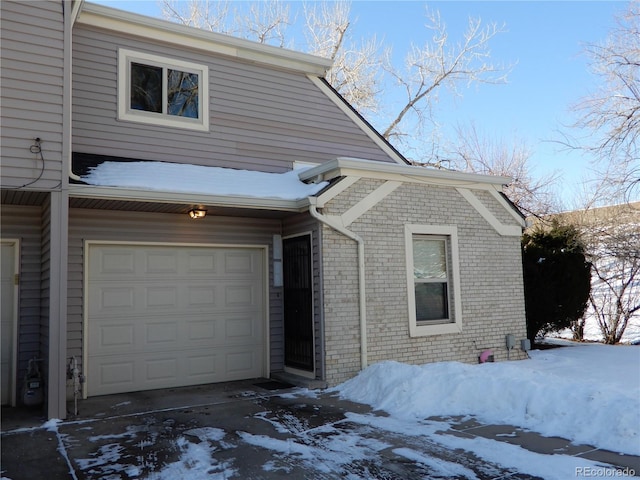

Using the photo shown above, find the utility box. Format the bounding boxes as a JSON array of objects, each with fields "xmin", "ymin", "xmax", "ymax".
[
  {"xmin": 506, "ymin": 334, "xmax": 516, "ymax": 350},
  {"xmin": 521, "ymin": 339, "xmax": 531, "ymax": 351}
]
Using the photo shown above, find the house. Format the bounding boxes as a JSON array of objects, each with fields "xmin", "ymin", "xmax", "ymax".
[{"xmin": 1, "ymin": 0, "xmax": 529, "ymax": 420}]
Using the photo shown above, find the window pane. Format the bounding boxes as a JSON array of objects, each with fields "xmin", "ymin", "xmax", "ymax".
[
  {"xmin": 413, "ymin": 238, "xmax": 446, "ymax": 279},
  {"xmin": 168, "ymin": 69, "xmax": 199, "ymax": 118},
  {"xmin": 130, "ymin": 63, "xmax": 162, "ymax": 113},
  {"xmin": 415, "ymin": 282, "xmax": 448, "ymax": 321}
]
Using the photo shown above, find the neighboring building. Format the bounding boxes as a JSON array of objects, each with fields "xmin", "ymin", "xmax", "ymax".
[{"xmin": 1, "ymin": 1, "xmax": 528, "ymax": 420}]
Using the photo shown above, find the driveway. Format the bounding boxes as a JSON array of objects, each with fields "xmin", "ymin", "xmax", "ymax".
[{"xmin": 1, "ymin": 380, "xmax": 637, "ymax": 479}]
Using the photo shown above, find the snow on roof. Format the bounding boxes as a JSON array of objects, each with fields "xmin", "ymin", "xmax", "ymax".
[{"xmin": 81, "ymin": 161, "xmax": 328, "ymax": 201}]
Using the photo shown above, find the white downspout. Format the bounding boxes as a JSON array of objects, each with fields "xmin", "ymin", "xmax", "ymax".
[{"xmin": 309, "ymin": 198, "xmax": 368, "ymax": 371}]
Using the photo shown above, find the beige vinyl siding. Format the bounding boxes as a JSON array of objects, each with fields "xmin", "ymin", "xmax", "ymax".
[
  {"xmin": 0, "ymin": 205, "xmax": 43, "ymax": 400},
  {"xmin": 67, "ymin": 208, "xmax": 283, "ymax": 382},
  {"xmin": 71, "ymin": 25, "xmax": 396, "ymax": 172},
  {"xmin": 0, "ymin": 1, "xmax": 64, "ymax": 188}
]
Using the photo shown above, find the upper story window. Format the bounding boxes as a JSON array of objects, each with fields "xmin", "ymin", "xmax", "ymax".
[
  {"xmin": 118, "ymin": 49, "xmax": 209, "ymax": 131},
  {"xmin": 405, "ymin": 224, "xmax": 462, "ymax": 336}
]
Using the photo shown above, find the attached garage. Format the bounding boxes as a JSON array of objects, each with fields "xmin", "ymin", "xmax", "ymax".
[{"xmin": 85, "ymin": 243, "xmax": 266, "ymax": 396}]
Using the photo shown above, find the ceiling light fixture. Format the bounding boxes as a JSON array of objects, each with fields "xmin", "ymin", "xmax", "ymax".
[{"xmin": 188, "ymin": 208, "xmax": 207, "ymax": 219}]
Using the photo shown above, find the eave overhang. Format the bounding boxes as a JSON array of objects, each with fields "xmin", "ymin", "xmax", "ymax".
[
  {"xmin": 298, "ymin": 157, "xmax": 513, "ymax": 187},
  {"xmin": 68, "ymin": 184, "xmax": 312, "ymax": 212},
  {"xmin": 78, "ymin": 2, "xmax": 332, "ymax": 76}
]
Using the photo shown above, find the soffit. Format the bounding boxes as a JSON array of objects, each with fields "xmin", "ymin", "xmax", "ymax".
[
  {"xmin": 1, "ymin": 190, "xmax": 49, "ymax": 206},
  {"xmin": 68, "ymin": 197, "xmax": 294, "ymax": 219}
]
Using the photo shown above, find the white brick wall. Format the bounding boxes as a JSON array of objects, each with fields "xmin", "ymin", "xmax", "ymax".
[{"xmin": 320, "ymin": 179, "xmax": 528, "ymax": 386}]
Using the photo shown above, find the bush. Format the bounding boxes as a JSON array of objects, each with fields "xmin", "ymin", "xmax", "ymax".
[{"xmin": 522, "ymin": 221, "xmax": 591, "ymax": 344}]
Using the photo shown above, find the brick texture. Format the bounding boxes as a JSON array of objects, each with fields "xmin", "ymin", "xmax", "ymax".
[{"xmin": 320, "ymin": 180, "xmax": 528, "ymax": 386}]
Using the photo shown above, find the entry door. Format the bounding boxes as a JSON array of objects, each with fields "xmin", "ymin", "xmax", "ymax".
[
  {"xmin": 283, "ymin": 235, "xmax": 314, "ymax": 372},
  {"xmin": 1, "ymin": 241, "xmax": 18, "ymax": 406}
]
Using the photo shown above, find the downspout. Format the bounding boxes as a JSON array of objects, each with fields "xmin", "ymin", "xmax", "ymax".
[{"xmin": 308, "ymin": 198, "xmax": 368, "ymax": 371}]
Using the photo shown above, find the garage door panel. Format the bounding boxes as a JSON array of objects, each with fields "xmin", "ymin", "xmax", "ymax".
[
  {"xmin": 186, "ymin": 250, "xmax": 218, "ymax": 274},
  {"xmin": 186, "ymin": 319, "xmax": 216, "ymax": 341},
  {"xmin": 225, "ymin": 315, "xmax": 260, "ymax": 340},
  {"xmin": 97, "ymin": 286, "xmax": 136, "ymax": 311},
  {"xmin": 225, "ymin": 251, "xmax": 258, "ymax": 274},
  {"xmin": 225, "ymin": 349, "xmax": 259, "ymax": 376},
  {"xmin": 97, "ymin": 360, "xmax": 135, "ymax": 390},
  {"xmin": 88, "ymin": 244, "xmax": 265, "ymax": 396},
  {"xmin": 89, "ymin": 347, "xmax": 262, "ymax": 396},
  {"xmin": 187, "ymin": 353, "xmax": 217, "ymax": 378},
  {"xmin": 145, "ymin": 321, "xmax": 179, "ymax": 344},
  {"xmin": 145, "ymin": 250, "xmax": 179, "ymax": 274},
  {"xmin": 225, "ymin": 283, "xmax": 257, "ymax": 307},
  {"xmin": 98, "ymin": 249, "xmax": 136, "ymax": 275},
  {"xmin": 187, "ymin": 285, "xmax": 217, "ymax": 306},
  {"xmin": 146, "ymin": 357, "xmax": 178, "ymax": 381},
  {"xmin": 146, "ymin": 286, "xmax": 179, "ymax": 308},
  {"xmin": 98, "ymin": 323, "xmax": 135, "ymax": 348}
]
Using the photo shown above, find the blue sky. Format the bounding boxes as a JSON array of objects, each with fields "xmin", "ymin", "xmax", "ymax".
[{"xmin": 90, "ymin": 0, "xmax": 627, "ymax": 207}]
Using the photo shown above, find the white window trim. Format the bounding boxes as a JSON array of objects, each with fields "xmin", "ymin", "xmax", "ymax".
[
  {"xmin": 405, "ymin": 224, "xmax": 462, "ymax": 336},
  {"xmin": 117, "ymin": 48, "xmax": 209, "ymax": 131}
]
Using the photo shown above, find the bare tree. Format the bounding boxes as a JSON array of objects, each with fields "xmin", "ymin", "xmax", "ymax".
[
  {"xmin": 447, "ymin": 124, "xmax": 560, "ymax": 218},
  {"xmin": 161, "ymin": 0, "xmax": 232, "ymax": 34},
  {"xmin": 572, "ymin": 203, "xmax": 640, "ymax": 344},
  {"xmin": 303, "ymin": 2, "xmax": 384, "ymax": 115},
  {"xmin": 381, "ymin": 9, "xmax": 511, "ymax": 150},
  {"xmin": 161, "ymin": 0, "xmax": 292, "ymax": 46},
  {"xmin": 160, "ymin": 1, "xmax": 511, "ymax": 149},
  {"xmin": 568, "ymin": 1, "xmax": 640, "ymax": 202}
]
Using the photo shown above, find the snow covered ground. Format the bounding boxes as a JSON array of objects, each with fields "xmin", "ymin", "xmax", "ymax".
[
  {"xmin": 3, "ymin": 342, "xmax": 637, "ymax": 480},
  {"xmin": 155, "ymin": 341, "xmax": 639, "ymax": 479},
  {"xmin": 335, "ymin": 340, "xmax": 639, "ymax": 457}
]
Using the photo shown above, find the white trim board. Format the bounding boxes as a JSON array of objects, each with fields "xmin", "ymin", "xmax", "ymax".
[{"xmin": 0, "ymin": 239, "xmax": 20, "ymax": 407}]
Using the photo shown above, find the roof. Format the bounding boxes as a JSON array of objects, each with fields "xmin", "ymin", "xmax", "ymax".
[
  {"xmin": 299, "ymin": 157, "xmax": 513, "ymax": 186},
  {"xmin": 77, "ymin": 2, "xmax": 332, "ymax": 76},
  {"xmin": 70, "ymin": 160, "xmax": 328, "ymax": 212}
]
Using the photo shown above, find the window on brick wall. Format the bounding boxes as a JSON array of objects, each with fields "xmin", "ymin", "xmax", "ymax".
[{"xmin": 405, "ymin": 225, "xmax": 462, "ymax": 336}]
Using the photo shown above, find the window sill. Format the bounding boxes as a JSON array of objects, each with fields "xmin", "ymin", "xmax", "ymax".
[
  {"xmin": 409, "ymin": 320, "xmax": 462, "ymax": 337},
  {"xmin": 118, "ymin": 112, "xmax": 209, "ymax": 132}
]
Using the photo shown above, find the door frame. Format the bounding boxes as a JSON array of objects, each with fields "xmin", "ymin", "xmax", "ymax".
[
  {"xmin": 283, "ymin": 232, "xmax": 315, "ymax": 379},
  {"xmin": 1, "ymin": 239, "xmax": 20, "ymax": 406},
  {"xmin": 83, "ymin": 240, "xmax": 270, "ymax": 398}
]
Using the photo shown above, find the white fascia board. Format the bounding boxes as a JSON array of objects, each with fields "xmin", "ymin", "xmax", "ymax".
[
  {"xmin": 489, "ymin": 188, "xmax": 527, "ymax": 227},
  {"xmin": 78, "ymin": 2, "xmax": 332, "ymax": 76},
  {"xmin": 71, "ymin": 0, "xmax": 85, "ymax": 25},
  {"xmin": 68, "ymin": 185, "xmax": 310, "ymax": 212},
  {"xmin": 299, "ymin": 157, "xmax": 513, "ymax": 187}
]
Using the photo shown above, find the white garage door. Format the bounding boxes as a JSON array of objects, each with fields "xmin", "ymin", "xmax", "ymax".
[{"xmin": 87, "ymin": 244, "xmax": 265, "ymax": 396}]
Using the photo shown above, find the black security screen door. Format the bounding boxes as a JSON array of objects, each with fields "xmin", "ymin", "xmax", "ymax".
[{"xmin": 283, "ymin": 235, "xmax": 314, "ymax": 371}]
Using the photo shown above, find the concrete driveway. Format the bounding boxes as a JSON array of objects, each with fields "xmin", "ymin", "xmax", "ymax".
[{"xmin": 2, "ymin": 380, "xmax": 637, "ymax": 479}]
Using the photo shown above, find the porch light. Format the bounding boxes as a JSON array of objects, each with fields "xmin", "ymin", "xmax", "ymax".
[{"xmin": 188, "ymin": 209, "xmax": 207, "ymax": 219}]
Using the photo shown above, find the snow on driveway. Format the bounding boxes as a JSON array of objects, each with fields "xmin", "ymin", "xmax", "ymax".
[{"xmin": 6, "ymin": 342, "xmax": 636, "ymax": 480}]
